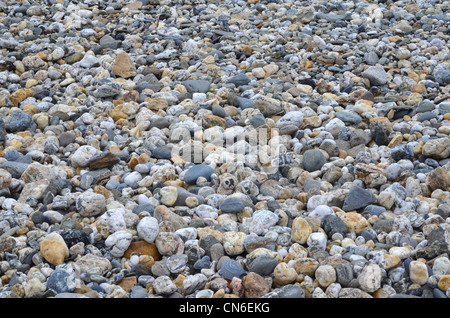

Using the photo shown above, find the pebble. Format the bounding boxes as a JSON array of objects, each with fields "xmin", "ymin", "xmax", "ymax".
[
  {"xmin": 184, "ymin": 164, "xmax": 214, "ymax": 185},
  {"xmin": 137, "ymin": 217, "xmax": 159, "ymax": 244},
  {"xmin": 342, "ymin": 185, "xmax": 376, "ymax": 212},
  {"xmin": 219, "ymin": 197, "xmax": 245, "ymax": 213},
  {"xmin": 0, "ymin": 0, "xmax": 448, "ymax": 300},
  {"xmin": 303, "ymin": 149, "xmax": 326, "ymax": 172}
]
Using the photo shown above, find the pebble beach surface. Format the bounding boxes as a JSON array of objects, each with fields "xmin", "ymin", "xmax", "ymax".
[{"xmin": 0, "ymin": 0, "xmax": 449, "ymax": 299}]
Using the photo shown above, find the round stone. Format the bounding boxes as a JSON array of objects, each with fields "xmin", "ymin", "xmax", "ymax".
[{"xmin": 302, "ymin": 149, "xmax": 326, "ymax": 172}]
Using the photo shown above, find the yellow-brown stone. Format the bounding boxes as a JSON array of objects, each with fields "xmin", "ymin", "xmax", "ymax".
[
  {"xmin": 129, "ymin": 156, "xmax": 139, "ymax": 170},
  {"xmin": 339, "ymin": 212, "xmax": 370, "ymax": 235},
  {"xmin": 22, "ymin": 104, "xmax": 38, "ymax": 115},
  {"xmin": 111, "ymin": 52, "xmax": 137, "ymax": 78},
  {"xmin": 138, "ymin": 255, "xmax": 155, "ymax": 269},
  {"xmin": 138, "ymin": 153, "xmax": 150, "ymax": 164},
  {"xmin": 109, "ymin": 145, "xmax": 121, "ymax": 152},
  {"xmin": 7, "ymin": 139, "xmax": 23, "ymax": 151},
  {"xmin": 173, "ymin": 274, "xmax": 185, "ymax": 290},
  {"xmin": 10, "ymin": 88, "xmax": 33, "ymax": 107},
  {"xmin": 40, "ymin": 239, "xmax": 68, "ymax": 266},
  {"xmin": 197, "ymin": 227, "xmax": 223, "ymax": 241},
  {"xmin": 411, "ymin": 84, "xmax": 427, "ymax": 94},
  {"xmin": 388, "ymin": 134, "xmax": 403, "ymax": 148},
  {"xmin": 241, "ymin": 45, "xmax": 253, "ymax": 54},
  {"xmin": 146, "ymin": 97, "xmax": 169, "ymax": 111},
  {"xmin": 110, "ymin": 108, "xmax": 128, "ymax": 122},
  {"xmin": 74, "ymin": 285, "xmax": 92, "ymax": 294},
  {"xmin": 291, "ymin": 258, "xmax": 319, "ymax": 277},
  {"xmin": 291, "ymin": 217, "xmax": 312, "ymax": 245},
  {"xmin": 117, "ymin": 276, "xmax": 137, "ymax": 292},
  {"xmin": 438, "ymin": 275, "xmax": 450, "ymax": 291},
  {"xmin": 93, "ymin": 185, "xmax": 112, "ymax": 200},
  {"xmin": 202, "ymin": 113, "xmax": 226, "ymax": 129},
  {"xmin": 304, "ymin": 60, "xmax": 313, "ymax": 69},
  {"xmin": 123, "ymin": 240, "xmax": 161, "ymax": 261},
  {"xmin": 36, "ymin": 52, "xmax": 48, "ymax": 61},
  {"xmin": 25, "ymin": 79, "xmax": 38, "ymax": 88}
]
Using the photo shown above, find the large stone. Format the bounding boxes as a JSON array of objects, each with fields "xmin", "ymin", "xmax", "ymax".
[
  {"xmin": 89, "ymin": 151, "xmax": 120, "ymax": 170},
  {"xmin": 362, "ymin": 65, "xmax": 388, "ymax": 86},
  {"xmin": 242, "ymin": 272, "xmax": 270, "ymax": 298},
  {"xmin": 40, "ymin": 232, "xmax": 69, "ymax": 266},
  {"xmin": 409, "ymin": 260, "xmax": 429, "ymax": 285},
  {"xmin": 137, "ymin": 216, "xmax": 159, "ymax": 243},
  {"xmin": 71, "ymin": 145, "xmax": 100, "ymax": 168},
  {"xmin": 422, "ymin": 138, "xmax": 450, "ymax": 160},
  {"xmin": 75, "ymin": 254, "xmax": 112, "ymax": 277},
  {"xmin": 291, "ymin": 217, "xmax": 312, "ymax": 244},
  {"xmin": 182, "ymin": 80, "xmax": 211, "ymax": 93},
  {"xmin": 112, "ymin": 52, "xmax": 137, "ymax": 78},
  {"xmin": 339, "ymin": 212, "xmax": 370, "ymax": 235},
  {"xmin": 124, "ymin": 240, "xmax": 161, "ymax": 260},
  {"xmin": 76, "ymin": 190, "xmax": 107, "ymax": 217},
  {"xmin": 357, "ymin": 263, "xmax": 382, "ymax": 293}
]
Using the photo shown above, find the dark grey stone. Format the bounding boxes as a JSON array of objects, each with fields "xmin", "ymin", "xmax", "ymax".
[
  {"xmin": 322, "ymin": 214, "xmax": 348, "ymax": 236},
  {"xmin": 132, "ymin": 203, "xmax": 155, "ymax": 216},
  {"xmin": 219, "ymin": 259, "xmax": 246, "ymax": 280},
  {"xmin": 47, "ymin": 270, "xmax": 75, "ymax": 293},
  {"xmin": 250, "ymin": 113, "xmax": 266, "ymax": 128},
  {"xmin": 0, "ymin": 161, "xmax": 29, "ymax": 178},
  {"xmin": 336, "ymin": 263, "xmax": 354, "ymax": 287},
  {"xmin": 58, "ymin": 132, "xmax": 76, "ymax": 147},
  {"xmin": 372, "ymin": 219, "xmax": 394, "ymax": 234},
  {"xmin": 237, "ymin": 97, "xmax": 253, "ymax": 109},
  {"xmin": 364, "ymin": 205, "xmax": 386, "ymax": 216},
  {"xmin": 99, "ymin": 34, "xmax": 120, "ymax": 49},
  {"xmin": 247, "ymin": 255, "xmax": 279, "ymax": 276},
  {"xmin": 184, "ymin": 164, "xmax": 214, "ymax": 185},
  {"xmin": 9, "ymin": 110, "xmax": 32, "ymax": 132},
  {"xmin": 152, "ymin": 147, "xmax": 172, "ymax": 160},
  {"xmin": 390, "ymin": 144, "xmax": 415, "ymax": 160},
  {"xmin": 212, "ymin": 105, "xmax": 227, "ymax": 118},
  {"xmin": 417, "ymin": 112, "xmax": 438, "ymax": 122},
  {"xmin": 219, "ymin": 197, "xmax": 245, "ymax": 213},
  {"xmin": 303, "ymin": 149, "xmax": 326, "ymax": 172},
  {"xmin": 227, "ymin": 73, "xmax": 251, "ymax": 87},
  {"xmin": 342, "ymin": 185, "xmax": 376, "ymax": 211}
]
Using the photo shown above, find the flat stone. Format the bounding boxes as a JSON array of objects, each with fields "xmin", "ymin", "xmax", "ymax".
[
  {"xmin": 182, "ymin": 80, "xmax": 211, "ymax": 94},
  {"xmin": 227, "ymin": 73, "xmax": 251, "ymax": 87},
  {"xmin": 88, "ymin": 151, "xmax": 120, "ymax": 170}
]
